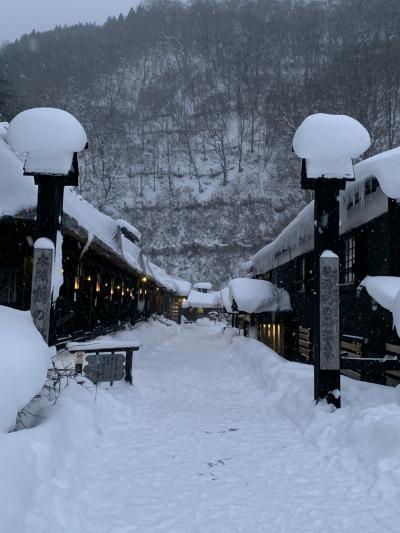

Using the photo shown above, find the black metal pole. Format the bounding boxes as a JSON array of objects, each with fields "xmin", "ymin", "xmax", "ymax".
[{"xmin": 313, "ymin": 181, "xmax": 341, "ymax": 406}]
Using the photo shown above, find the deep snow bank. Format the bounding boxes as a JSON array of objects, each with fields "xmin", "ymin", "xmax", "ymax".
[
  {"xmin": 0, "ymin": 319, "xmax": 177, "ymax": 533},
  {"xmin": 0, "ymin": 305, "xmax": 51, "ymax": 432},
  {"xmin": 229, "ymin": 336, "xmax": 400, "ymax": 469}
]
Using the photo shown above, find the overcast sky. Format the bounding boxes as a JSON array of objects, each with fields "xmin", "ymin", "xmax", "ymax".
[{"xmin": 1, "ymin": 0, "xmax": 140, "ymax": 43}]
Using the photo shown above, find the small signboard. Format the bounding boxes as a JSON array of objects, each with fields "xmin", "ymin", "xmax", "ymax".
[{"xmin": 83, "ymin": 352, "xmax": 126, "ymax": 385}]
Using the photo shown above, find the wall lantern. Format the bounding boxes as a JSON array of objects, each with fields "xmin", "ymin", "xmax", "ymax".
[
  {"xmin": 74, "ymin": 276, "xmax": 80, "ymax": 291},
  {"xmin": 96, "ymin": 275, "xmax": 101, "ymax": 293},
  {"xmin": 142, "ymin": 276, "xmax": 147, "ymax": 283}
]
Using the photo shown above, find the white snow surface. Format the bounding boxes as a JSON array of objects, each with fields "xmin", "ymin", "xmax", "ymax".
[
  {"xmin": 361, "ymin": 276, "xmax": 400, "ymax": 335},
  {"xmin": 229, "ymin": 277, "xmax": 278, "ymax": 313},
  {"xmin": 249, "ymin": 175, "xmax": 388, "ymax": 275},
  {"xmin": 0, "ymin": 305, "xmax": 50, "ymax": 433},
  {"xmin": 117, "ymin": 218, "xmax": 141, "ymax": 243},
  {"xmin": 221, "ymin": 286, "xmax": 233, "ymax": 312},
  {"xmin": 4, "ymin": 321, "xmax": 400, "ymax": 532},
  {"xmin": 361, "ymin": 276, "xmax": 400, "ymax": 312},
  {"xmin": 355, "ymin": 146, "xmax": 400, "ymax": 198},
  {"xmin": 24, "ymin": 150, "xmax": 74, "ymax": 176},
  {"xmin": 6, "ymin": 108, "xmax": 87, "ymax": 154},
  {"xmin": 193, "ymin": 282, "xmax": 212, "ymax": 291},
  {"xmin": 293, "ymin": 113, "xmax": 370, "ymax": 178},
  {"xmin": 150, "ymin": 262, "xmax": 192, "ymax": 297},
  {"xmin": 182, "ymin": 289, "xmax": 222, "ymax": 308},
  {"xmin": 121, "ymin": 235, "xmax": 143, "ymax": 273}
]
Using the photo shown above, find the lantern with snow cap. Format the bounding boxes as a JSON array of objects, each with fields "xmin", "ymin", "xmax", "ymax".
[
  {"xmin": 293, "ymin": 113, "xmax": 370, "ymax": 407},
  {"xmin": 6, "ymin": 108, "xmax": 87, "ymax": 345}
]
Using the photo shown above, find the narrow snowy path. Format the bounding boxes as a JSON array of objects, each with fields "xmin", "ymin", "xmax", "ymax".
[{"xmin": 24, "ymin": 323, "xmax": 398, "ymax": 533}]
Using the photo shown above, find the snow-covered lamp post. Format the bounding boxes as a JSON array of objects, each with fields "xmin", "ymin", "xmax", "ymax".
[
  {"xmin": 293, "ymin": 114, "xmax": 370, "ymax": 407},
  {"xmin": 7, "ymin": 108, "xmax": 87, "ymax": 345}
]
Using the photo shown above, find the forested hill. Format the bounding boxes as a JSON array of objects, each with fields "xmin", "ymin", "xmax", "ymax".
[{"xmin": 1, "ymin": 0, "xmax": 400, "ymax": 286}]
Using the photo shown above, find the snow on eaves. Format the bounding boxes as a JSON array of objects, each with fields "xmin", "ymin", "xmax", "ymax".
[
  {"xmin": 150, "ymin": 261, "xmax": 191, "ymax": 296},
  {"xmin": 193, "ymin": 282, "xmax": 212, "ymax": 291},
  {"xmin": 117, "ymin": 219, "xmax": 141, "ymax": 244},
  {"xmin": 121, "ymin": 235, "xmax": 143, "ymax": 274},
  {"xmin": 249, "ymin": 174, "xmax": 388, "ymax": 275},
  {"xmin": 0, "ymin": 124, "xmax": 190, "ymax": 292},
  {"xmin": 355, "ymin": 146, "xmax": 400, "ymax": 199},
  {"xmin": 0, "ymin": 127, "xmax": 121, "ymax": 255},
  {"xmin": 182, "ymin": 289, "xmax": 221, "ymax": 309},
  {"xmin": 229, "ymin": 278, "xmax": 291, "ymax": 314}
]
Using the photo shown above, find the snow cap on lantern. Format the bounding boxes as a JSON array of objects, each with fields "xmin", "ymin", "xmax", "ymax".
[
  {"xmin": 6, "ymin": 107, "xmax": 87, "ymax": 177},
  {"xmin": 293, "ymin": 113, "xmax": 370, "ymax": 179}
]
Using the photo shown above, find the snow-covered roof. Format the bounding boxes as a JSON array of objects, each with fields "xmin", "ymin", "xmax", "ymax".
[
  {"xmin": 361, "ymin": 276, "xmax": 400, "ymax": 312},
  {"xmin": 149, "ymin": 262, "xmax": 191, "ymax": 296},
  {"xmin": 361, "ymin": 276, "xmax": 400, "ymax": 337},
  {"xmin": 193, "ymin": 282, "xmax": 212, "ymax": 290},
  {"xmin": 182, "ymin": 290, "xmax": 222, "ymax": 309},
  {"xmin": 0, "ymin": 122, "xmax": 191, "ymax": 293},
  {"xmin": 229, "ymin": 278, "xmax": 291, "ymax": 314},
  {"xmin": 117, "ymin": 219, "xmax": 141, "ymax": 244},
  {"xmin": 249, "ymin": 174, "xmax": 388, "ymax": 275},
  {"xmin": 293, "ymin": 113, "xmax": 370, "ymax": 179},
  {"xmin": 121, "ymin": 235, "xmax": 143, "ymax": 274},
  {"xmin": 355, "ymin": 146, "xmax": 400, "ymax": 199}
]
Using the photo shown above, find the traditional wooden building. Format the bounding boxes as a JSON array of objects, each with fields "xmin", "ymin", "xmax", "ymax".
[
  {"xmin": 245, "ymin": 152, "xmax": 400, "ymax": 384},
  {"xmin": 0, "ymin": 122, "xmax": 189, "ymax": 343}
]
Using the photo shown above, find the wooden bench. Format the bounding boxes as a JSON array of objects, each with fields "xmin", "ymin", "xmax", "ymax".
[
  {"xmin": 298, "ymin": 326, "xmax": 312, "ymax": 362},
  {"xmin": 67, "ymin": 339, "xmax": 141, "ymax": 385},
  {"xmin": 385, "ymin": 343, "xmax": 400, "ymax": 386},
  {"xmin": 340, "ymin": 334, "xmax": 367, "ymax": 380},
  {"xmin": 340, "ymin": 336, "xmax": 400, "ymax": 384}
]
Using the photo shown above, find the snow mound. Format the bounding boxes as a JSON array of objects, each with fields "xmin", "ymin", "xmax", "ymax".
[
  {"xmin": 182, "ymin": 289, "xmax": 221, "ymax": 308},
  {"xmin": 6, "ymin": 107, "xmax": 87, "ymax": 154},
  {"xmin": 361, "ymin": 276, "xmax": 400, "ymax": 335},
  {"xmin": 117, "ymin": 219, "xmax": 141, "ymax": 243},
  {"xmin": 0, "ymin": 306, "xmax": 50, "ymax": 432},
  {"xmin": 355, "ymin": 146, "xmax": 400, "ymax": 198},
  {"xmin": 293, "ymin": 113, "xmax": 370, "ymax": 178},
  {"xmin": 193, "ymin": 282, "xmax": 212, "ymax": 291},
  {"xmin": 229, "ymin": 277, "xmax": 291, "ymax": 313}
]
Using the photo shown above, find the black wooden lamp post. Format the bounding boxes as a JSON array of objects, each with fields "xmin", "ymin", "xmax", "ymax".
[
  {"xmin": 6, "ymin": 108, "xmax": 87, "ymax": 345},
  {"xmin": 293, "ymin": 114, "xmax": 370, "ymax": 407},
  {"xmin": 300, "ymin": 162, "xmax": 348, "ymax": 407}
]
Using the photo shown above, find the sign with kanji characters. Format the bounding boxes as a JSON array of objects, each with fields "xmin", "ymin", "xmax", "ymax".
[
  {"xmin": 319, "ymin": 253, "xmax": 340, "ymax": 370},
  {"xmin": 30, "ymin": 244, "xmax": 54, "ymax": 343}
]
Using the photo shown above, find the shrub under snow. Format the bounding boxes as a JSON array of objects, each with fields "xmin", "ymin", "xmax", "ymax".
[{"xmin": 0, "ymin": 305, "xmax": 51, "ymax": 432}]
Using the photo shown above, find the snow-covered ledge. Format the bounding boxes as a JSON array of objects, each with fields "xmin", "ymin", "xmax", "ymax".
[
  {"xmin": 361, "ymin": 276, "xmax": 400, "ymax": 335},
  {"xmin": 355, "ymin": 147, "xmax": 400, "ymax": 198}
]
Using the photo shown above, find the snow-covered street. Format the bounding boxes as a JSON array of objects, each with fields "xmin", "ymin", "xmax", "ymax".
[{"xmin": 3, "ymin": 321, "xmax": 400, "ymax": 532}]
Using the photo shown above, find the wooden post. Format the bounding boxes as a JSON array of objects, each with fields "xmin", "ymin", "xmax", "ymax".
[
  {"xmin": 32, "ymin": 176, "xmax": 66, "ymax": 345},
  {"xmin": 319, "ymin": 251, "xmax": 340, "ymax": 407},
  {"xmin": 301, "ymin": 169, "xmax": 346, "ymax": 407},
  {"xmin": 313, "ymin": 181, "xmax": 342, "ymax": 406}
]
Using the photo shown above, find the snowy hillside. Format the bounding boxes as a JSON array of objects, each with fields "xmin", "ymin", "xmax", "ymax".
[{"xmin": 2, "ymin": 0, "xmax": 399, "ymax": 283}]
